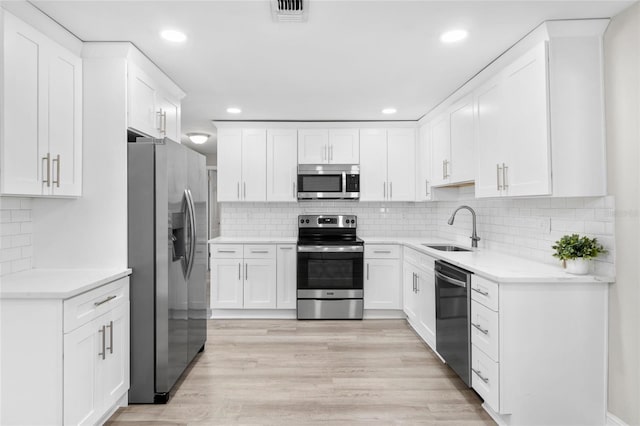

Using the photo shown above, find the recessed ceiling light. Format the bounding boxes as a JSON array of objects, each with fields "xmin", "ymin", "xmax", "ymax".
[
  {"xmin": 440, "ymin": 29, "xmax": 468, "ymax": 44},
  {"xmin": 187, "ymin": 133, "xmax": 210, "ymax": 144},
  {"xmin": 161, "ymin": 30, "xmax": 187, "ymax": 43},
  {"xmin": 226, "ymin": 107, "xmax": 242, "ymax": 114},
  {"xmin": 382, "ymin": 108, "xmax": 397, "ymax": 114}
]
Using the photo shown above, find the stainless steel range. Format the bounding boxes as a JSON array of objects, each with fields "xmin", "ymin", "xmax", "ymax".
[{"xmin": 296, "ymin": 215, "xmax": 364, "ymax": 320}]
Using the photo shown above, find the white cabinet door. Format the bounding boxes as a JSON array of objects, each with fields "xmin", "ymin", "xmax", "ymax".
[
  {"xmin": 365, "ymin": 259, "xmax": 401, "ymax": 310},
  {"xmin": 417, "ymin": 265, "xmax": 436, "ymax": 347},
  {"xmin": 217, "ymin": 129, "xmax": 243, "ymax": 201},
  {"xmin": 2, "ymin": 13, "xmax": 45, "ymax": 195},
  {"xmin": 430, "ymin": 115, "xmax": 451, "ymax": 187},
  {"xmin": 211, "ymin": 258, "xmax": 243, "ymax": 309},
  {"xmin": 276, "ymin": 245, "xmax": 297, "ymax": 309},
  {"xmin": 475, "ymin": 77, "xmax": 505, "ymax": 198},
  {"xmin": 128, "ymin": 63, "xmax": 159, "ymax": 138},
  {"xmin": 47, "ymin": 43, "xmax": 82, "ymax": 196},
  {"xmin": 387, "ymin": 128, "xmax": 416, "ymax": 201},
  {"xmin": 329, "ymin": 128, "xmax": 359, "ymax": 163},
  {"xmin": 449, "ymin": 96, "xmax": 475, "ymax": 184},
  {"xmin": 100, "ymin": 302, "xmax": 130, "ymax": 411},
  {"xmin": 402, "ymin": 264, "xmax": 418, "ymax": 321},
  {"xmin": 359, "ymin": 129, "xmax": 387, "ymax": 201},
  {"xmin": 64, "ymin": 319, "xmax": 101, "ymax": 426},
  {"xmin": 266, "ymin": 129, "xmax": 297, "ymax": 202},
  {"xmin": 298, "ymin": 129, "xmax": 329, "ymax": 164},
  {"xmin": 157, "ymin": 91, "xmax": 181, "ymax": 143},
  {"xmin": 416, "ymin": 124, "xmax": 432, "ymax": 201},
  {"xmin": 503, "ymin": 42, "xmax": 551, "ymax": 197},
  {"xmin": 243, "ymin": 258, "xmax": 276, "ymax": 309},
  {"xmin": 241, "ymin": 129, "xmax": 267, "ymax": 201}
]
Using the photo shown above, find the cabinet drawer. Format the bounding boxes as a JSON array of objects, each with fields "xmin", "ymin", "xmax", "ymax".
[
  {"xmin": 471, "ymin": 275, "xmax": 499, "ymax": 311},
  {"xmin": 471, "ymin": 300, "xmax": 499, "ymax": 361},
  {"xmin": 244, "ymin": 245, "xmax": 276, "ymax": 259},
  {"xmin": 365, "ymin": 244, "xmax": 400, "ymax": 259},
  {"xmin": 472, "ymin": 344, "xmax": 500, "ymax": 412},
  {"xmin": 211, "ymin": 244, "xmax": 243, "ymax": 258},
  {"xmin": 64, "ymin": 277, "xmax": 129, "ymax": 333}
]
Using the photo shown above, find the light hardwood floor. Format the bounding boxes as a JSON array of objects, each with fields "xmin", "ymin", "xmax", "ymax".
[{"xmin": 106, "ymin": 319, "xmax": 495, "ymax": 425}]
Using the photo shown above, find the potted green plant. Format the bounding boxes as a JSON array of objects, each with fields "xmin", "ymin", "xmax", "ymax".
[{"xmin": 552, "ymin": 234, "xmax": 606, "ymax": 275}]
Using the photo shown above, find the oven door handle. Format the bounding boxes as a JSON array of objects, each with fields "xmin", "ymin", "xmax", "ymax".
[
  {"xmin": 297, "ymin": 245, "xmax": 364, "ymax": 253},
  {"xmin": 434, "ymin": 271, "xmax": 467, "ymax": 288}
]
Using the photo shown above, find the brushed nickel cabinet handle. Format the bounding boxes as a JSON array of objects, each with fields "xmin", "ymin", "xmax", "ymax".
[
  {"xmin": 238, "ymin": 262, "xmax": 241, "ymax": 280},
  {"xmin": 472, "ymin": 287, "xmax": 489, "ymax": 296},
  {"xmin": 217, "ymin": 249, "xmax": 237, "ymax": 253},
  {"xmin": 245, "ymin": 263, "xmax": 248, "ymax": 280},
  {"xmin": 237, "ymin": 182, "xmax": 240, "ymax": 200},
  {"xmin": 106, "ymin": 321, "xmax": 113, "ymax": 354},
  {"xmin": 98, "ymin": 326, "xmax": 106, "ymax": 360},
  {"xmin": 94, "ymin": 295, "xmax": 117, "ymax": 306},
  {"xmin": 373, "ymin": 250, "xmax": 391, "ymax": 254},
  {"xmin": 383, "ymin": 182, "xmax": 386, "ymax": 199},
  {"xmin": 52, "ymin": 154, "xmax": 60, "ymax": 187},
  {"xmin": 472, "ymin": 368, "xmax": 489, "ymax": 384},
  {"xmin": 503, "ymin": 163, "xmax": 509, "ymax": 189},
  {"xmin": 366, "ymin": 263, "xmax": 369, "ymax": 280},
  {"xmin": 425, "ymin": 179, "xmax": 429, "ymax": 197},
  {"xmin": 496, "ymin": 164, "xmax": 502, "ymax": 191},
  {"xmin": 42, "ymin": 153, "xmax": 51, "ymax": 187},
  {"xmin": 472, "ymin": 322, "xmax": 489, "ymax": 335}
]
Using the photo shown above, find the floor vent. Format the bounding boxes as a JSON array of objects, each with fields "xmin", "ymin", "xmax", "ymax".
[{"xmin": 271, "ymin": 0, "xmax": 307, "ymax": 22}]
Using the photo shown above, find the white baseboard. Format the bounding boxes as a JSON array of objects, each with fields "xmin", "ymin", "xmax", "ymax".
[
  {"xmin": 607, "ymin": 412, "xmax": 629, "ymax": 426},
  {"xmin": 363, "ymin": 309, "xmax": 405, "ymax": 319},
  {"xmin": 211, "ymin": 309, "xmax": 296, "ymax": 319},
  {"xmin": 481, "ymin": 403, "xmax": 507, "ymax": 426},
  {"xmin": 97, "ymin": 391, "xmax": 128, "ymax": 425}
]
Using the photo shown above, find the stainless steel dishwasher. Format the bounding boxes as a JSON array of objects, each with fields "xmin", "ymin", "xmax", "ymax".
[{"xmin": 435, "ymin": 260, "xmax": 472, "ymax": 387}]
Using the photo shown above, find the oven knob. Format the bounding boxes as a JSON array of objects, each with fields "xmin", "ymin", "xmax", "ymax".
[
  {"xmin": 347, "ymin": 219, "xmax": 351, "ymax": 224},
  {"xmin": 305, "ymin": 219, "xmax": 310, "ymax": 223},
  {"xmin": 300, "ymin": 219, "xmax": 304, "ymax": 224}
]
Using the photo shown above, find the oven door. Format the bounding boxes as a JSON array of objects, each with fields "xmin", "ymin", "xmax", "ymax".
[{"xmin": 297, "ymin": 245, "xmax": 364, "ymax": 298}]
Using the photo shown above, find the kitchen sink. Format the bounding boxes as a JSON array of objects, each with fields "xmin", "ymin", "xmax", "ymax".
[{"xmin": 422, "ymin": 244, "xmax": 471, "ymax": 252}]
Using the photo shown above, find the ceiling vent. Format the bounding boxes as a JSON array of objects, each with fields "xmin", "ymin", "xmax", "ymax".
[{"xmin": 271, "ymin": 0, "xmax": 307, "ymax": 22}]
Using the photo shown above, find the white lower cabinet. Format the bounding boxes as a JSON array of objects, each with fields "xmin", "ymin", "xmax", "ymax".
[
  {"xmin": 470, "ymin": 275, "xmax": 608, "ymax": 425},
  {"xmin": 276, "ymin": 244, "xmax": 297, "ymax": 309},
  {"xmin": 402, "ymin": 247, "xmax": 436, "ymax": 349},
  {"xmin": 364, "ymin": 245, "xmax": 402, "ymax": 310},
  {"xmin": 0, "ymin": 276, "xmax": 130, "ymax": 426},
  {"xmin": 211, "ymin": 243, "xmax": 297, "ymax": 310}
]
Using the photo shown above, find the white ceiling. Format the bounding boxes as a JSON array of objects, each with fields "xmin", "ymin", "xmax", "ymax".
[{"xmin": 31, "ymin": 0, "xmax": 634, "ymax": 155}]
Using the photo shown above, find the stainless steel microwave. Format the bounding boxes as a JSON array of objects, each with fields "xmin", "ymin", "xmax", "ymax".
[{"xmin": 297, "ymin": 164, "xmax": 360, "ymax": 200}]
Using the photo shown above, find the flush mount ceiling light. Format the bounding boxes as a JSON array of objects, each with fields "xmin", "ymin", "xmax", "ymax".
[
  {"xmin": 440, "ymin": 29, "xmax": 468, "ymax": 44},
  {"xmin": 187, "ymin": 133, "xmax": 210, "ymax": 144},
  {"xmin": 226, "ymin": 107, "xmax": 242, "ymax": 114},
  {"xmin": 382, "ymin": 108, "xmax": 397, "ymax": 114},
  {"xmin": 161, "ymin": 29, "xmax": 187, "ymax": 43}
]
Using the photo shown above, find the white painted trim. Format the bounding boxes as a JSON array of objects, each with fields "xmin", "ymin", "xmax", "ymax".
[
  {"xmin": 607, "ymin": 412, "xmax": 629, "ymax": 426},
  {"xmin": 212, "ymin": 121, "xmax": 419, "ymax": 130},
  {"xmin": 481, "ymin": 402, "xmax": 507, "ymax": 426},
  {"xmin": 211, "ymin": 309, "xmax": 296, "ymax": 319},
  {"xmin": 95, "ymin": 391, "xmax": 128, "ymax": 425},
  {"xmin": 363, "ymin": 310, "xmax": 405, "ymax": 319}
]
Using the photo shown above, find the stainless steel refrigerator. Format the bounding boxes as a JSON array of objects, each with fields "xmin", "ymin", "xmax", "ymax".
[{"xmin": 127, "ymin": 137, "xmax": 207, "ymax": 403}]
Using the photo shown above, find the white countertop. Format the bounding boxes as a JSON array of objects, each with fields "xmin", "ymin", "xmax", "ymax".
[
  {"xmin": 209, "ymin": 236, "xmax": 613, "ymax": 284},
  {"xmin": 365, "ymin": 237, "xmax": 612, "ymax": 283},
  {"xmin": 0, "ymin": 268, "xmax": 132, "ymax": 299},
  {"xmin": 209, "ymin": 236, "xmax": 297, "ymax": 244}
]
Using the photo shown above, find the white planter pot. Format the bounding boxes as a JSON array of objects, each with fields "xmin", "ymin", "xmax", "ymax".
[{"xmin": 565, "ymin": 258, "xmax": 590, "ymax": 275}]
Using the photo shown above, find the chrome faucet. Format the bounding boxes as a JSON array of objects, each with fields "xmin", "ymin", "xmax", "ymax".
[{"xmin": 447, "ymin": 205, "xmax": 481, "ymax": 248}]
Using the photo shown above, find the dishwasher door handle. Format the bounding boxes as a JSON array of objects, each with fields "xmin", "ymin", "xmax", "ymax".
[{"xmin": 435, "ymin": 271, "xmax": 467, "ymax": 288}]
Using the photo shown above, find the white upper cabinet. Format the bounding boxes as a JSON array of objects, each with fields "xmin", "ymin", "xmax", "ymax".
[
  {"xmin": 217, "ymin": 128, "xmax": 266, "ymax": 202},
  {"xmin": 298, "ymin": 128, "xmax": 359, "ymax": 164},
  {"xmin": 429, "ymin": 95, "xmax": 475, "ymax": 188},
  {"xmin": 1, "ymin": 11, "xmax": 82, "ymax": 197},
  {"xmin": 360, "ymin": 128, "xmax": 415, "ymax": 202},
  {"xmin": 415, "ymin": 123, "xmax": 432, "ymax": 202},
  {"xmin": 475, "ymin": 42, "xmax": 551, "ymax": 198},
  {"xmin": 266, "ymin": 129, "xmax": 297, "ymax": 202},
  {"xmin": 128, "ymin": 63, "xmax": 182, "ymax": 141}
]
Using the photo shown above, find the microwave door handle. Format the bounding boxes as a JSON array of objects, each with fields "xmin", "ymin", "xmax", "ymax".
[{"xmin": 342, "ymin": 172, "xmax": 347, "ymax": 196}]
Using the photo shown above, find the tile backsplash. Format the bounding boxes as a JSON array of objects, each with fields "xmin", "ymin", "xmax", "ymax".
[
  {"xmin": 0, "ymin": 197, "xmax": 33, "ymax": 276},
  {"xmin": 220, "ymin": 187, "xmax": 615, "ymax": 277}
]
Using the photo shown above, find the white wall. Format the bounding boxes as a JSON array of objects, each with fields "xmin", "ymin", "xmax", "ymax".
[
  {"xmin": 0, "ymin": 197, "xmax": 33, "ymax": 276},
  {"xmin": 604, "ymin": 3, "xmax": 640, "ymax": 424}
]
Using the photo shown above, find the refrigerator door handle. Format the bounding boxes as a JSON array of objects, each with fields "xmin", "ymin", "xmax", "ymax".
[{"xmin": 185, "ymin": 188, "xmax": 197, "ymax": 280}]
